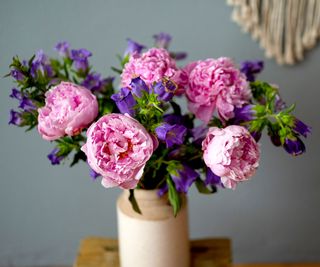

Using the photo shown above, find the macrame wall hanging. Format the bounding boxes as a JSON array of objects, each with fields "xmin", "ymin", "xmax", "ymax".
[{"xmin": 227, "ymin": 0, "xmax": 320, "ymax": 65}]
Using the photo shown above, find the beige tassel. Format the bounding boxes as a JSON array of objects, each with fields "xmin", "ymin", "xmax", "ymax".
[{"xmin": 227, "ymin": 0, "xmax": 320, "ymax": 65}]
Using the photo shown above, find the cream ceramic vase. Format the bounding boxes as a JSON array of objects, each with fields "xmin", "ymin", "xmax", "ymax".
[{"xmin": 117, "ymin": 189, "xmax": 190, "ymax": 267}]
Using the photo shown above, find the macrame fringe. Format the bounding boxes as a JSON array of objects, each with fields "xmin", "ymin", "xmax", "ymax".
[{"xmin": 227, "ymin": 0, "xmax": 320, "ymax": 65}]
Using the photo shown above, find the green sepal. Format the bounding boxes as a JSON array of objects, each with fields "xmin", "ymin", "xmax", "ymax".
[
  {"xmin": 70, "ymin": 150, "xmax": 87, "ymax": 167},
  {"xmin": 111, "ymin": 66, "xmax": 122, "ymax": 74},
  {"xmin": 129, "ymin": 189, "xmax": 142, "ymax": 214},
  {"xmin": 195, "ymin": 178, "xmax": 215, "ymax": 194}
]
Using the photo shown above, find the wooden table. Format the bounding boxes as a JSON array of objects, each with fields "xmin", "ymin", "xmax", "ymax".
[
  {"xmin": 73, "ymin": 237, "xmax": 320, "ymax": 267},
  {"xmin": 74, "ymin": 237, "xmax": 232, "ymax": 267}
]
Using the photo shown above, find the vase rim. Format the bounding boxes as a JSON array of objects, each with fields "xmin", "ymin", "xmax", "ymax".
[{"xmin": 123, "ymin": 189, "xmax": 161, "ymax": 200}]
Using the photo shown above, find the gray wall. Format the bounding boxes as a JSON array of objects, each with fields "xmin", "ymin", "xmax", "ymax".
[{"xmin": 0, "ymin": 0, "xmax": 319, "ymax": 266}]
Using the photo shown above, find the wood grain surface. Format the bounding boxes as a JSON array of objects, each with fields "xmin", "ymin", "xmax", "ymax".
[{"xmin": 73, "ymin": 237, "xmax": 232, "ymax": 267}]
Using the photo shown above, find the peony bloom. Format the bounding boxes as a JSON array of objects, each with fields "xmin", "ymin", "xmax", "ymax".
[
  {"xmin": 38, "ymin": 82, "xmax": 98, "ymax": 141},
  {"xmin": 202, "ymin": 125, "xmax": 260, "ymax": 189},
  {"xmin": 81, "ymin": 113, "xmax": 154, "ymax": 189},
  {"xmin": 121, "ymin": 48, "xmax": 183, "ymax": 90},
  {"xmin": 185, "ymin": 57, "xmax": 251, "ymax": 122}
]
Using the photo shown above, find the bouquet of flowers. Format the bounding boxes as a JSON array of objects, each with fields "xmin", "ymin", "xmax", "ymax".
[{"xmin": 7, "ymin": 33, "xmax": 311, "ymax": 215}]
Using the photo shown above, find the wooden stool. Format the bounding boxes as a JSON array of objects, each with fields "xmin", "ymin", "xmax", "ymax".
[{"xmin": 74, "ymin": 237, "xmax": 232, "ymax": 267}]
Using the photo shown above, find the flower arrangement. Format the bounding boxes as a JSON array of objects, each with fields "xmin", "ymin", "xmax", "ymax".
[{"xmin": 7, "ymin": 33, "xmax": 311, "ymax": 215}]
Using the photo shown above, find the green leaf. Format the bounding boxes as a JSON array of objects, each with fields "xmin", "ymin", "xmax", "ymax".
[
  {"xmin": 195, "ymin": 178, "xmax": 215, "ymax": 194},
  {"xmin": 70, "ymin": 150, "xmax": 87, "ymax": 167},
  {"xmin": 170, "ymin": 101, "xmax": 181, "ymax": 115},
  {"xmin": 129, "ymin": 189, "xmax": 142, "ymax": 214},
  {"xmin": 111, "ymin": 67, "xmax": 122, "ymax": 74},
  {"xmin": 166, "ymin": 176, "xmax": 181, "ymax": 217}
]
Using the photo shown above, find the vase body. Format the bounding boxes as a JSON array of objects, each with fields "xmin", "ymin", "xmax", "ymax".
[{"xmin": 117, "ymin": 189, "xmax": 190, "ymax": 267}]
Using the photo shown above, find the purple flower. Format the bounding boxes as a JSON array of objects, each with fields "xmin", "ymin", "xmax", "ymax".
[
  {"xmin": 10, "ymin": 69, "xmax": 25, "ymax": 81},
  {"xmin": 283, "ymin": 137, "xmax": 306, "ymax": 156},
  {"xmin": 293, "ymin": 118, "xmax": 311, "ymax": 138},
  {"xmin": 191, "ymin": 125, "xmax": 208, "ymax": 145},
  {"xmin": 250, "ymin": 130, "xmax": 262, "ymax": 142},
  {"xmin": 19, "ymin": 97, "xmax": 36, "ymax": 111},
  {"xmin": 153, "ymin": 32, "xmax": 172, "ymax": 49},
  {"xmin": 153, "ymin": 77, "xmax": 177, "ymax": 101},
  {"xmin": 81, "ymin": 73, "xmax": 114, "ymax": 92},
  {"xmin": 31, "ymin": 50, "xmax": 54, "ymax": 78},
  {"xmin": 55, "ymin": 41, "xmax": 70, "ymax": 57},
  {"xmin": 171, "ymin": 164, "xmax": 198, "ymax": 193},
  {"xmin": 240, "ymin": 60, "xmax": 264, "ymax": 82},
  {"xmin": 274, "ymin": 93, "xmax": 287, "ymax": 112},
  {"xmin": 158, "ymin": 183, "xmax": 168, "ymax": 197},
  {"xmin": 270, "ymin": 133, "xmax": 281, "ymax": 147},
  {"xmin": 124, "ymin": 38, "xmax": 146, "ymax": 56},
  {"xmin": 233, "ymin": 104, "xmax": 256, "ymax": 123},
  {"xmin": 111, "ymin": 87, "xmax": 136, "ymax": 116},
  {"xmin": 155, "ymin": 123, "xmax": 187, "ymax": 148},
  {"xmin": 205, "ymin": 168, "xmax": 221, "ymax": 186},
  {"xmin": 170, "ymin": 51, "xmax": 187, "ymax": 61},
  {"xmin": 9, "ymin": 88, "xmax": 22, "ymax": 100},
  {"xmin": 163, "ymin": 114, "xmax": 183, "ymax": 125},
  {"xmin": 8, "ymin": 110, "xmax": 22, "ymax": 126},
  {"xmin": 70, "ymin": 48, "xmax": 92, "ymax": 71},
  {"xmin": 89, "ymin": 167, "xmax": 101, "ymax": 180},
  {"xmin": 130, "ymin": 77, "xmax": 149, "ymax": 97},
  {"xmin": 47, "ymin": 148, "xmax": 65, "ymax": 165}
]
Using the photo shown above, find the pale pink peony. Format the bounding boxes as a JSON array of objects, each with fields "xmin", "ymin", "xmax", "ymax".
[
  {"xmin": 202, "ymin": 125, "xmax": 260, "ymax": 189},
  {"xmin": 121, "ymin": 48, "xmax": 183, "ymax": 90},
  {"xmin": 185, "ymin": 57, "xmax": 251, "ymax": 122},
  {"xmin": 81, "ymin": 113, "xmax": 154, "ymax": 189},
  {"xmin": 38, "ymin": 81, "xmax": 98, "ymax": 141}
]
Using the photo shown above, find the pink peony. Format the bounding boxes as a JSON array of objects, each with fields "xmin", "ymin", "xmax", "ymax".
[
  {"xmin": 81, "ymin": 113, "xmax": 154, "ymax": 189},
  {"xmin": 38, "ymin": 81, "xmax": 98, "ymax": 141},
  {"xmin": 121, "ymin": 48, "xmax": 183, "ymax": 90},
  {"xmin": 202, "ymin": 125, "xmax": 260, "ymax": 189},
  {"xmin": 185, "ymin": 57, "xmax": 251, "ymax": 122}
]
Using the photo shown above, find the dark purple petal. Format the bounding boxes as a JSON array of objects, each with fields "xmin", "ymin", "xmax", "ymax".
[
  {"xmin": 55, "ymin": 41, "xmax": 70, "ymax": 57},
  {"xmin": 205, "ymin": 168, "xmax": 221, "ymax": 186},
  {"xmin": 171, "ymin": 165, "xmax": 198, "ymax": 193},
  {"xmin": 274, "ymin": 94, "xmax": 287, "ymax": 112},
  {"xmin": 163, "ymin": 114, "xmax": 183, "ymax": 125},
  {"xmin": 240, "ymin": 60, "xmax": 264, "ymax": 82},
  {"xmin": 153, "ymin": 32, "xmax": 172, "ymax": 49},
  {"xmin": 293, "ymin": 118, "xmax": 311, "ymax": 138},
  {"xmin": 73, "ymin": 60, "xmax": 89, "ymax": 71},
  {"xmin": 153, "ymin": 77, "xmax": 177, "ymax": 101},
  {"xmin": 10, "ymin": 69, "xmax": 25, "ymax": 81},
  {"xmin": 70, "ymin": 48, "xmax": 92, "ymax": 60},
  {"xmin": 170, "ymin": 51, "xmax": 187, "ymax": 61},
  {"xmin": 270, "ymin": 134, "xmax": 281, "ymax": 147},
  {"xmin": 19, "ymin": 97, "xmax": 36, "ymax": 111},
  {"xmin": 191, "ymin": 125, "xmax": 208, "ymax": 145},
  {"xmin": 8, "ymin": 110, "xmax": 22, "ymax": 126},
  {"xmin": 155, "ymin": 123, "xmax": 187, "ymax": 148},
  {"xmin": 111, "ymin": 87, "xmax": 136, "ymax": 116},
  {"xmin": 70, "ymin": 48, "xmax": 92, "ymax": 71},
  {"xmin": 250, "ymin": 131, "xmax": 262, "ymax": 142},
  {"xmin": 125, "ymin": 38, "xmax": 146, "ymax": 56},
  {"xmin": 81, "ymin": 73, "xmax": 104, "ymax": 91},
  {"xmin": 9, "ymin": 88, "xmax": 22, "ymax": 100},
  {"xmin": 284, "ymin": 137, "xmax": 306, "ymax": 156},
  {"xmin": 157, "ymin": 183, "xmax": 168, "ymax": 197},
  {"xmin": 89, "ymin": 168, "xmax": 101, "ymax": 180},
  {"xmin": 155, "ymin": 124, "xmax": 168, "ymax": 141},
  {"xmin": 130, "ymin": 77, "xmax": 149, "ymax": 97},
  {"xmin": 31, "ymin": 50, "xmax": 54, "ymax": 78},
  {"xmin": 233, "ymin": 104, "xmax": 256, "ymax": 123},
  {"xmin": 47, "ymin": 148, "xmax": 65, "ymax": 165}
]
